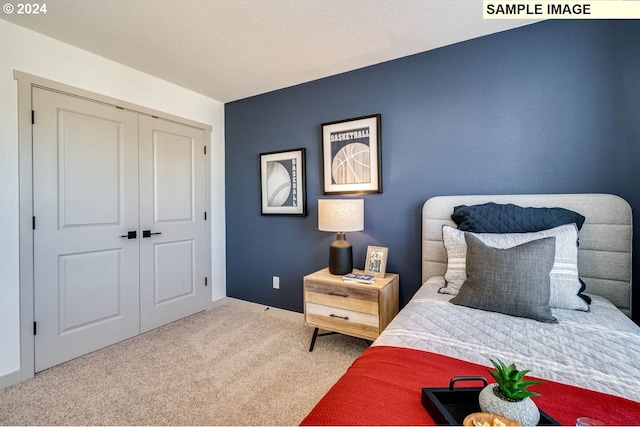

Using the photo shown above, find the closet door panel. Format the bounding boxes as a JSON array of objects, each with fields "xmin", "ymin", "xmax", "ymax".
[
  {"xmin": 32, "ymin": 87, "xmax": 140, "ymax": 372},
  {"xmin": 139, "ymin": 116, "xmax": 207, "ymax": 332}
]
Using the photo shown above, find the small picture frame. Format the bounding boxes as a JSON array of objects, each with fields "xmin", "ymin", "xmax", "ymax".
[
  {"xmin": 259, "ymin": 148, "xmax": 307, "ymax": 216},
  {"xmin": 321, "ymin": 114, "xmax": 382, "ymax": 195},
  {"xmin": 364, "ymin": 245, "xmax": 388, "ymax": 278}
]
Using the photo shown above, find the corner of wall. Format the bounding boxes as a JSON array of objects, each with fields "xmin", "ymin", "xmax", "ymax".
[{"xmin": 0, "ymin": 369, "xmax": 21, "ymax": 390}]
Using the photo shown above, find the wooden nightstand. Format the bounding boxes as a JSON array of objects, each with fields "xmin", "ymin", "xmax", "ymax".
[{"xmin": 303, "ymin": 267, "xmax": 399, "ymax": 351}]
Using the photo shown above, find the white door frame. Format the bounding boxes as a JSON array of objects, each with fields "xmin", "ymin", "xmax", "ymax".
[{"xmin": 15, "ymin": 71, "xmax": 213, "ymax": 381}]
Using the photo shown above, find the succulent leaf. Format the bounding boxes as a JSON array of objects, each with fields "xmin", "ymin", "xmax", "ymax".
[{"xmin": 514, "ymin": 370, "xmax": 528, "ymax": 382}]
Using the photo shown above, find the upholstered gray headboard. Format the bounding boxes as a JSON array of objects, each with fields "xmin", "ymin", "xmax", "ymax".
[{"xmin": 422, "ymin": 194, "xmax": 633, "ymax": 317}]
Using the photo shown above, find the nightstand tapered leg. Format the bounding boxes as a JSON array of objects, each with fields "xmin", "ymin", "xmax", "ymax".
[
  {"xmin": 309, "ymin": 328, "xmax": 340, "ymax": 352},
  {"xmin": 309, "ymin": 327, "xmax": 320, "ymax": 352}
]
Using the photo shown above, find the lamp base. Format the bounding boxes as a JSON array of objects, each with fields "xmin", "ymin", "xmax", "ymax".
[{"xmin": 328, "ymin": 232, "xmax": 353, "ymax": 275}]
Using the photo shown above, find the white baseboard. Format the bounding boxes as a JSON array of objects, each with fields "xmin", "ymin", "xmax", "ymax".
[
  {"xmin": 210, "ymin": 296, "xmax": 227, "ymax": 309},
  {"xmin": 0, "ymin": 369, "xmax": 21, "ymax": 390},
  {"xmin": 224, "ymin": 297, "xmax": 304, "ymax": 322}
]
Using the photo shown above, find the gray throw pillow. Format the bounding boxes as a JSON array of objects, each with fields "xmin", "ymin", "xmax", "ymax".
[
  {"xmin": 440, "ymin": 224, "xmax": 589, "ymax": 312},
  {"xmin": 450, "ymin": 233, "xmax": 558, "ymax": 323}
]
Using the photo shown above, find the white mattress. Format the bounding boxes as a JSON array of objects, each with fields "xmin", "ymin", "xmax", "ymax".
[{"xmin": 372, "ymin": 277, "xmax": 640, "ymax": 402}]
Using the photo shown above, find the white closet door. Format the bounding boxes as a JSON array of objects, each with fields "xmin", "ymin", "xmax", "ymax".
[
  {"xmin": 138, "ymin": 115, "xmax": 207, "ymax": 332},
  {"xmin": 33, "ymin": 88, "xmax": 140, "ymax": 372}
]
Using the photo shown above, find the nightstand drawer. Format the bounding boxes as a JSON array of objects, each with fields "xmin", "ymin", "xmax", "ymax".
[
  {"xmin": 305, "ymin": 302, "xmax": 379, "ymax": 340},
  {"xmin": 304, "ymin": 281, "xmax": 378, "ymax": 315}
]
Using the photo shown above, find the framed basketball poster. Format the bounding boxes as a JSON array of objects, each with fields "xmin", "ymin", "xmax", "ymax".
[
  {"xmin": 322, "ymin": 114, "xmax": 381, "ymax": 195},
  {"xmin": 259, "ymin": 148, "xmax": 307, "ymax": 216}
]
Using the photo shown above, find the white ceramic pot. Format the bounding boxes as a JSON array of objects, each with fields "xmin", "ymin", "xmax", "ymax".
[{"xmin": 478, "ymin": 384, "xmax": 540, "ymax": 426}]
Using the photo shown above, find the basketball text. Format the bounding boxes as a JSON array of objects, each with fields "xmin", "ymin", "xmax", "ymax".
[{"xmin": 330, "ymin": 129, "xmax": 370, "ymax": 142}]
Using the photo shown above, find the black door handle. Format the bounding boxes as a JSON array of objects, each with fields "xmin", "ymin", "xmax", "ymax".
[
  {"xmin": 120, "ymin": 231, "xmax": 137, "ymax": 239},
  {"xmin": 142, "ymin": 230, "xmax": 162, "ymax": 238}
]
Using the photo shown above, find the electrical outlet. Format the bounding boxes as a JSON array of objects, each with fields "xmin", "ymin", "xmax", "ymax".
[{"xmin": 273, "ymin": 276, "xmax": 280, "ymax": 289}]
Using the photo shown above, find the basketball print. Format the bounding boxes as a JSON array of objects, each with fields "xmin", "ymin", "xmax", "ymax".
[
  {"xmin": 322, "ymin": 114, "xmax": 380, "ymax": 194},
  {"xmin": 266, "ymin": 161, "xmax": 291, "ymax": 206},
  {"xmin": 331, "ymin": 142, "xmax": 371, "ymax": 185}
]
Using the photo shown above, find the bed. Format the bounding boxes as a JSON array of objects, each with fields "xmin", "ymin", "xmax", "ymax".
[{"xmin": 301, "ymin": 194, "xmax": 640, "ymax": 426}]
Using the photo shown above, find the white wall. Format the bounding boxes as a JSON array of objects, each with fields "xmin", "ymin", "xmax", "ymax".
[{"xmin": 0, "ymin": 19, "xmax": 226, "ymax": 383}]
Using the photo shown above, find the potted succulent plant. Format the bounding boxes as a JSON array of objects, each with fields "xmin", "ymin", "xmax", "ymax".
[{"xmin": 478, "ymin": 359, "xmax": 542, "ymax": 426}]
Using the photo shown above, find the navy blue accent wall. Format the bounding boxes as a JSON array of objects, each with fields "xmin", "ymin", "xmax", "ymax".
[{"xmin": 225, "ymin": 20, "xmax": 640, "ymax": 322}]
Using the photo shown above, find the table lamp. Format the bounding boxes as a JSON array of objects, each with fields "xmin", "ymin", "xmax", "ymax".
[{"xmin": 318, "ymin": 199, "xmax": 364, "ymax": 275}]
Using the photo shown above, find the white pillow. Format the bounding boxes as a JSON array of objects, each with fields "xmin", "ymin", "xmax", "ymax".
[{"xmin": 440, "ymin": 224, "xmax": 589, "ymax": 311}]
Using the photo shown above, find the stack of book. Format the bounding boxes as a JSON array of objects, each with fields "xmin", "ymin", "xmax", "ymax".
[{"xmin": 343, "ymin": 273, "xmax": 375, "ymax": 284}]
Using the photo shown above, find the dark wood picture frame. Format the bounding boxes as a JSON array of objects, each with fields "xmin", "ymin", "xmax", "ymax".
[
  {"xmin": 259, "ymin": 148, "xmax": 307, "ymax": 216},
  {"xmin": 321, "ymin": 114, "xmax": 382, "ymax": 195}
]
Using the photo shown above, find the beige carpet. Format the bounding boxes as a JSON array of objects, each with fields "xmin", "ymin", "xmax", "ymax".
[{"xmin": 0, "ymin": 304, "xmax": 368, "ymax": 425}]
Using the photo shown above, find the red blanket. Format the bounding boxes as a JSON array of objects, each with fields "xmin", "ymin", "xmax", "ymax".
[{"xmin": 301, "ymin": 346, "xmax": 640, "ymax": 426}]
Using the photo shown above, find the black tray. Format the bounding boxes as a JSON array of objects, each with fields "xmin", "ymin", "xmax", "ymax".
[{"xmin": 421, "ymin": 376, "xmax": 559, "ymax": 426}]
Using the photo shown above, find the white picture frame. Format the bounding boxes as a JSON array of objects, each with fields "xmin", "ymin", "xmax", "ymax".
[{"xmin": 364, "ymin": 245, "xmax": 388, "ymax": 278}]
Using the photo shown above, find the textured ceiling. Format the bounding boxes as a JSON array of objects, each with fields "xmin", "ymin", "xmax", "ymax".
[{"xmin": 1, "ymin": 0, "xmax": 536, "ymax": 102}]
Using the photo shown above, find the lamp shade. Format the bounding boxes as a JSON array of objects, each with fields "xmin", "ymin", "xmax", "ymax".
[{"xmin": 318, "ymin": 199, "xmax": 364, "ymax": 232}]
